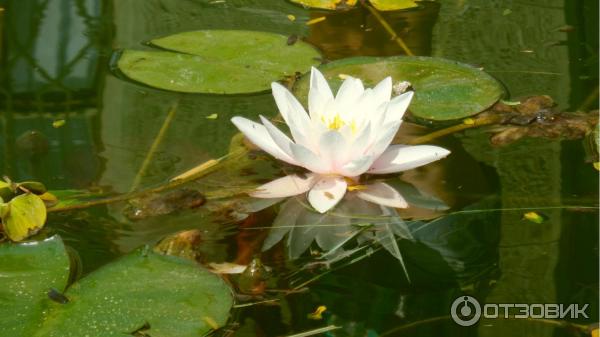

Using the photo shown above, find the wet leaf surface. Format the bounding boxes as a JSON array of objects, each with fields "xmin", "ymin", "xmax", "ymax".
[
  {"xmin": 0, "ymin": 236, "xmax": 70, "ymax": 337},
  {"xmin": 117, "ymin": 30, "xmax": 321, "ymax": 94},
  {"xmin": 2, "ymin": 193, "xmax": 47, "ymax": 242},
  {"xmin": 293, "ymin": 56, "xmax": 505, "ymax": 121}
]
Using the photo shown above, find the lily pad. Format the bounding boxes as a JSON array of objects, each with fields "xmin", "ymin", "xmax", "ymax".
[
  {"xmin": 2, "ymin": 193, "xmax": 47, "ymax": 241},
  {"xmin": 293, "ymin": 56, "xmax": 505, "ymax": 121},
  {"xmin": 370, "ymin": 0, "xmax": 419, "ymax": 11},
  {"xmin": 117, "ymin": 30, "xmax": 321, "ymax": 94},
  {"xmin": 0, "ymin": 236, "xmax": 70, "ymax": 337},
  {"xmin": 289, "ymin": 0, "xmax": 417, "ymax": 11},
  {"xmin": 34, "ymin": 248, "xmax": 233, "ymax": 337},
  {"xmin": 289, "ymin": 0, "xmax": 357, "ymax": 10}
]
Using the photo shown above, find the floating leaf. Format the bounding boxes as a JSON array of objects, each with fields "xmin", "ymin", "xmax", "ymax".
[
  {"xmin": 289, "ymin": 0, "xmax": 357, "ymax": 10},
  {"xmin": 0, "ymin": 235, "xmax": 233, "ymax": 337},
  {"xmin": 0, "ymin": 236, "xmax": 70, "ymax": 337},
  {"xmin": 2, "ymin": 193, "xmax": 47, "ymax": 242},
  {"xmin": 34, "ymin": 249, "xmax": 234, "ymax": 337},
  {"xmin": 370, "ymin": 0, "xmax": 419, "ymax": 11},
  {"xmin": 290, "ymin": 0, "xmax": 417, "ymax": 11},
  {"xmin": 522, "ymin": 211, "xmax": 547, "ymax": 224},
  {"xmin": 117, "ymin": 30, "xmax": 321, "ymax": 94},
  {"xmin": 293, "ymin": 56, "xmax": 505, "ymax": 121}
]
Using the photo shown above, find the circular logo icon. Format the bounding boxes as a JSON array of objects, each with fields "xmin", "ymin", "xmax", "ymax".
[{"xmin": 451, "ymin": 296, "xmax": 481, "ymax": 326}]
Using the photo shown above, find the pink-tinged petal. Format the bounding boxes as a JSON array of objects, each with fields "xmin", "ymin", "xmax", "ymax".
[
  {"xmin": 271, "ymin": 83, "xmax": 314, "ymax": 149},
  {"xmin": 338, "ymin": 155, "xmax": 375, "ymax": 177},
  {"xmin": 231, "ymin": 116, "xmax": 297, "ymax": 165},
  {"xmin": 308, "ymin": 176, "xmax": 348, "ymax": 213},
  {"xmin": 335, "ymin": 77, "xmax": 364, "ymax": 105},
  {"xmin": 365, "ymin": 121, "xmax": 401, "ymax": 159},
  {"xmin": 368, "ymin": 145, "xmax": 451, "ymax": 174},
  {"xmin": 318, "ymin": 130, "xmax": 348, "ymax": 169},
  {"xmin": 250, "ymin": 174, "xmax": 316, "ymax": 198},
  {"xmin": 259, "ymin": 115, "xmax": 295, "ymax": 157},
  {"xmin": 383, "ymin": 91, "xmax": 413, "ymax": 125},
  {"xmin": 372, "ymin": 76, "xmax": 392, "ymax": 103},
  {"xmin": 309, "ymin": 67, "xmax": 334, "ymax": 120},
  {"xmin": 356, "ymin": 182, "xmax": 408, "ymax": 208},
  {"xmin": 290, "ymin": 142, "xmax": 331, "ymax": 174}
]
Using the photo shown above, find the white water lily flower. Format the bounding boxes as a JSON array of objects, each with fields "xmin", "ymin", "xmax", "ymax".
[{"xmin": 231, "ymin": 67, "xmax": 450, "ymax": 213}]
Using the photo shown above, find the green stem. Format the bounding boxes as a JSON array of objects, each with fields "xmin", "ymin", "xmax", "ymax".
[
  {"xmin": 360, "ymin": 0, "xmax": 415, "ymax": 56},
  {"xmin": 406, "ymin": 115, "xmax": 502, "ymax": 145},
  {"xmin": 129, "ymin": 101, "xmax": 179, "ymax": 192},
  {"xmin": 48, "ymin": 149, "xmax": 248, "ymax": 213}
]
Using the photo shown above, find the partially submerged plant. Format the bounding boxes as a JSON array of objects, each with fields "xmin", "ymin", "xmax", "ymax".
[{"xmin": 231, "ymin": 67, "xmax": 450, "ymax": 213}]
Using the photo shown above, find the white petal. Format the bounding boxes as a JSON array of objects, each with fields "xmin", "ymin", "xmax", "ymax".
[
  {"xmin": 339, "ymin": 155, "xmax": 375, "ymax": 177},
  {"xmin": 259, "ymin": 115, "xmax": 295, "ymax": 157},
  {"xmin": 271, "ymin": 83, "xmax": 314, "ymax": 148},
  {"xmin": 383, "ymin": 91, "xmax": 413, "ymax": 125},
  {"xmin": 372, "ymin": 76, "xmax": 392, "ymax": 103},
  {"xmin": 290, "ymin": 143, "xmax": 331, "ymax": 174},
  {"xmin": 231, "ymin": 116, "xmax": 297, "ymax": 165},
  {"xmin": 309, "ymin": 67, "xmax": 334, "ymax": 120},
  {"xmin": 365, "ymin": 121, "xmax": 401, "ymax": 159},
  {"xmin": 335, "ymin": 77, "xmax": 364, "ymax": 105},
  {"xmin": 318, "ymin": 130, "xmax": 348, "ymax": 170},
  {"xmin": 368, "ymin": 145, "xmax": 451, "ymax": 174},
  {"xmin": 356, "ymin": 182, "xmax": 408, "ymax": 208},
  {"xmin": 250, "ymin": 174, "xmax": 316, "ymax": 198},
  {"xmin": 308, "ymin": 176, "xmax": 347, "ymax": 213}
]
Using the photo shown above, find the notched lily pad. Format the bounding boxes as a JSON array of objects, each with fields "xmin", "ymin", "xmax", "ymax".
[
  {"xmin": 293, "ymin": 56, "xmax": 505, "ymax": 121},
  {"xmin": 35, "ymin": 248, "xmax": 233, "ymax": 337},
  {"xmin": 117, "ymin": 30, "xmax": 321, "ymax": 94}
]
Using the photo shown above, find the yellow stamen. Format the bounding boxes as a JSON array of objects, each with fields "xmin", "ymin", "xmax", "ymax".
[
  {"xmin": 327, "ymin": 114, "xmax": 344, "ymax": 130},
  {"xmin": 347, "ymin": 184, "xmax": 368, "ymax": 191}
]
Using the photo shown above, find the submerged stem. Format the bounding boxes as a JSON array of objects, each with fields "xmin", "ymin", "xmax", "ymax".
[
  {"xmin": 360, "ymin": 0, "xmax": 415, "ymax": 56},
  {"xmin": 129, "ymin": 100, "xmax": 179, "ymax": 192}
]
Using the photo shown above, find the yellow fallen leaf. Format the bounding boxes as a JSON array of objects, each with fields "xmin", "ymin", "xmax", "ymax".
[
  {"xmin": 287, "ymin": 14, "xmax": 296, "ymax": 21},
  {"xmin": 591, "ymin": 327, "xmax": 598, "ymax": 337},
  {"xmin": 206, "ymin": 113, "xmax": 218, "ymax": 119},
  {"xmin": 307, "ymin": 305, "xmax": 327, "ymax": 320},
  {"xmin": 522, "ymin": 211, "xmax": 546, "ymax": 224},
  {"xmin": 306, "ymin": 16, "xmax": 326, "ymax": 25},
  {"xmin": 463, "ymin": 118, "xmax": 475, "ymax": 125},
  {"xmin": 52, "ymin": 119, "xmax": 66, "ymax": 128}
]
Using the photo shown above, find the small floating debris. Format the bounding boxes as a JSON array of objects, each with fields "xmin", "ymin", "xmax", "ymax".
[
  {"xmin": 52, "ymin": 119, "xmax": 66, "ymax": 128},
  {"xmin": 306, "ymin": 16, "xmax": 326, "ymax": 26},
  {"xmin": 522, "ymin": 211, "xmax": 547, "ymax": 224},
  {"xmin": 307, "ymin": 305, "xmax": 327, "ymax": 320},
  {"xmin": 287, "ymin": 14, "xmax": 296, "ymax": 21},
  {"xmin": 206, "ymin": 113, "xmax": 218, "ymax": 120}
]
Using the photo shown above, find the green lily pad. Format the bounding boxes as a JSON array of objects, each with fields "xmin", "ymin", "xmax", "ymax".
[
  {"xmin": 293, "ymin": 56, "xmax": 505, "ymax": 121},
  {"xmin": 289, "ymin": 0, "xmax": 357, "ymax": 10},
  {"xmin": 289, "ymin": 0, "xmax": 417, "ymax": 11},
  {"xmin": 35, "ymin": 248, "xmax": 233, "ymax": 337},
  {"xmin": 2, "ymin": 193, "xmax": 47, "ymax": 242},
  {"xmin": 117, "ymin": 30, "xmax": 321, "ymax": 94},
  {"xmin": 0, "ymin": 236, "xmax": 70, "ymax": 337},
  {"xmin": 370, "ymin": 0, "xmax": 418, "ymax": 11}
]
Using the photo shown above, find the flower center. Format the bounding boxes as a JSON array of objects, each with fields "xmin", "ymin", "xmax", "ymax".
[{"xmin": 322, "ymin": 114, "xmax": 357, "ymax": 133}]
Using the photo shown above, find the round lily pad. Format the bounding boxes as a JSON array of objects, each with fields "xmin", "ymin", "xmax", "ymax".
[
  {"xmin": 293, "ymin": 56, "xmax": 505, "ymax": 121},
  {"xmin": 2, "ymin": 193, "xmax": 47, "ymax": 242},
  {"xmin": 117, "ymin": 30, "xmax": 321, "ymax": 94},
  {"xmin": 0, "ymin": 236, "xmax": 70, "ymax": 337},
  {"xmin": 35, "ymin": 249, "xmax": 234, "ymax": 337},
  {"xmin": 370, "ymin": 0, "xmax": 418, "ymax": 11}
]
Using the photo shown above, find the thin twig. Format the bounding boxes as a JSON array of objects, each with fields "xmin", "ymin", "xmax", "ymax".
[
  {"xmin": 406, "ymin": 115, "xmax": 502, "ymax": 145},
  {"xmin": 282, "ymin": 325, "xmax": 341, "ymax": 337},
  {"xmin": 129, "ymin": 101, "xmax": 179, "ymax": 192},
  {"xmin": 48, "ymin": 149, "xmax": 248, "ymax": 213},
  {"xmin": 360, "ymin": 0, "xmax": 414, "ymax": 56}
]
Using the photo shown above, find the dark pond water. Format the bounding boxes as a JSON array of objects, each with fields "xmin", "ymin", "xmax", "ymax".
[{"xmin": 0, "ymin": 0, "xmax": 598, "ymax": 336}]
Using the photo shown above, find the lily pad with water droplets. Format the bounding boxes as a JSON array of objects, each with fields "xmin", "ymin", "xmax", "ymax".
[
  {"xmin": 34, "ymin": 248, "xmax": 233, "ymax": 337},
  {"xmin": 117, "ymin": 30, "xmax": 321, "ymax": 94},
  {"xmin": 0, "ymin": 236, "xmax": 70, "ymax": 337},
  {"xmin": 293, "ymin": 56, "xmax": 505, "ymax": 121}
]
